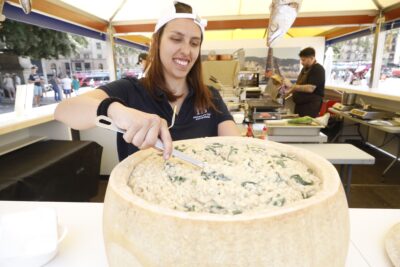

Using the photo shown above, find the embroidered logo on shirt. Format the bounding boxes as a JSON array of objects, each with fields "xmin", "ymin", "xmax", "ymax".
[{"xmin": 193, "ymin": 111, "xmax": 211, "ymax": 121}]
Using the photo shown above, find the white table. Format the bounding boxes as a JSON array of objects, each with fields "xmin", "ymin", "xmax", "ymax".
[
  {"xmin": 237, "ymin": 123, "xmax": 328, "ymax": 143},
  {"xmin": 268, "ymin": 132, "xmax": 328, "ymax": 143},
  {"xmin": 329, "ymin": 107, "xmax": 400, "ymax": 177},
  {"xmin": 290, "ymin": 143, "xmax": 375, "ymax": 198},
  {"xmin": 1, "ymin": 201, "xmax": 399, "ymax": 267}
]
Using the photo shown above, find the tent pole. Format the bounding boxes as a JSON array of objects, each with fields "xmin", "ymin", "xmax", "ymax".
[
  {"xmin": 106, "ymin": 24, "xmax": 118, "ymax": 81},
  {"xmin": 368, "ymin": 12, "xmax": 385, "ymax": 88}
]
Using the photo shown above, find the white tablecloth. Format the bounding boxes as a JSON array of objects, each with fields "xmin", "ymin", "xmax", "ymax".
[{"xmin": 1, "ymin": 201, "xmax": 399, "ymax": 267}]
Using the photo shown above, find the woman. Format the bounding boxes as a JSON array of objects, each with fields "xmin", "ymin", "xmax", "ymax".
[
  {"xmin": 2, "ymin": 73, "xmax": 15, "ymax": 101},
  {"xmin": 137, "ymin": 52, "xmax": 148, "ymax": 78},
  {"xmin": 55, "ymin": 1, "xmax": 239, "ymax": 161},
  {"xmin": 72, "ymin": 75, "xmax": 80, "ymax": 95}
]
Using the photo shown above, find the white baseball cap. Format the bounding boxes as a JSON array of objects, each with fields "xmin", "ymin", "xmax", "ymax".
[{"xmin": 154, "ymin": 1, "xmax": 207, "ymax": 34}]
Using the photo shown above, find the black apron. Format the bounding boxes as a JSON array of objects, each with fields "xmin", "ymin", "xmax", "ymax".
[{"xmin": 293, "ymin": 64, "xmax": 322, "ymax": 118}]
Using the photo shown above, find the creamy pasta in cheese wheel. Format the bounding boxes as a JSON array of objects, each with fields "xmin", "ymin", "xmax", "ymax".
[
  {"xmin": 128, "ymin": 141, "xmax": 322, "ymax": 215},
  {"xmin": 103, "ymin": 137, "xmax": 350, "ymax": 267}
]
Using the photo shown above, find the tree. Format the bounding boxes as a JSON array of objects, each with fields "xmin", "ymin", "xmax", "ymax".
[
  {"xmin": 0, "ymin": 19, "xmax": 88, "ymax": 59},
  {"xmin": 115, "ymin": 44, "xmax": 139, "ymax": 68}
]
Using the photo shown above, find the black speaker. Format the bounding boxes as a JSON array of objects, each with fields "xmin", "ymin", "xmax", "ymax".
[{"xmin": 0, "ymin": 140, "xmax": 103, "ymax": 201}]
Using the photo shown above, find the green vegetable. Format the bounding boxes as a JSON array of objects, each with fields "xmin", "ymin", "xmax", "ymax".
[
  {"xmin": 209, "ymin": 204, "xmax": 225, "ymax": 214},
  {"xmin": 276, "ymin": 159, "xmax": 286, "ymax": 168},
  {"xmin": 174, "ymin": 144, "xmax": 187, "ymax": 152},
  {"xmin": 184, "ymin": 204, "xmax": 196, "ymax": 212},
  {"xmin": 290, "ymin": 174, "xmax": 314, "ymax": 186},
  {"xmin": 201, "ymin": 170, "xmax": 211, "ymax": 180},
  {"xmin": 273, "ymin": 195, "xmax": 286, "ymax": 207},
  {"xmin": 281, "ymin": 153, "xmax": 295, "ymax": 160},
  {"xmin": 205, "ymin": 146, "xmax": 218, "ymax": 155},
  {"xmin": 201, "ymin": 170, "xmax": 230, "ymax": 181},
  {"xmin": 215, "ymin": 173, "xmax": 230, "ymax": 181},
  {"xmin": 227, "ymin": 146, "xmax": 238, "ymax": 162},
  {"xmin": 288, "ymin": 116, "xmax": 313, "ymax": 125},
  {"xmin": 168, "ymin": 175, "xmax": 187, "ymax": 184},
  {"xmin": 211, "ymin": 142, "xmax": 223, "ymax": 148},
  {"xmin": 241, "ymin": 181, "xmax": 257, "ymax": 190},
  {"xmin": 232, "ymin": 210, "xmax": 243, "ymax": 215},
  {"xmin": 246, "ymin": 145, "xmax": 265, "ymax": 153}
]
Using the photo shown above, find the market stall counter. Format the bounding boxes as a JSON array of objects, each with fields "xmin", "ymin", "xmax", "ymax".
[{"xmin": 0, "ymin": 140, "xmax": 102, "ymax": 201}]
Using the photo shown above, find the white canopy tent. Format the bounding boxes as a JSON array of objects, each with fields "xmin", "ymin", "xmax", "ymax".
[
  {"xmin": 3, "ymin": 0, "xmax": 400, "ymax": 84},
  {"xmin": 6, "ymin": 0, "xmax": 400, "ymax": 44}
]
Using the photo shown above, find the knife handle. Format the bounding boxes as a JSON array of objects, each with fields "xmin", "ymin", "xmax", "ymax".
[{"xmin": 96, "ymin": 116, "xmax": 165, "ymax": 152}]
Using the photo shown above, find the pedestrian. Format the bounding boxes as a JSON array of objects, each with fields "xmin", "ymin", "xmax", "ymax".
[
  {"xmin": 2, "ymin": 73, "xmax": 15, "ymax": 100},
  {"xmin": 12, "ymin": 73, "xmax": 21, "ymax": 90},
  {"xmin": 49, "ymin": 75, "xmax": 62, "ymax": 102},
  {"xmin": 136, "ymin": 53, "xmax": 148, "ymax": 78},
  {"xmin": 72, "ymin": 75, "xmax": 80, "ymax": 95},
  {"xmin": 28, "ymin": 66, "xmax": 42, "ymax": 106},
  {"xmin": 61, "ymin": 75, "xmax": 73, "ymax": 99}
]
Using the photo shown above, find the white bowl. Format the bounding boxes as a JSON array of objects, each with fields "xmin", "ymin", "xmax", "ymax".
[{"xmin": 0, "ymin": 224, "xmax": 67, "ymax": 267}]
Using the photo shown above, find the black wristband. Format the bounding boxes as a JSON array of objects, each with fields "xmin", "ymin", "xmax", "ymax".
[{"xmin": 96, "ymin": 97, "xmax": 126, "ymax": 117}]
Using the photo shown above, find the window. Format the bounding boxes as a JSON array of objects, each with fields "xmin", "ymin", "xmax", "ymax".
[
  {"xmin": 84, "ymin": 53, "xmax": 90, "ymax": 59},
  {"xmin": 84, "ymin": 63, "xmax": 91, "ymax": 70},
  {"xmin": 75, "ymin": 62, "xmax": 82, "ymax": 71},
  {"xmin": 96, "ymin": 42, "xmax": 101, "ymax": 49},
  {"xmin": 329, "ymin": 34, "xmax": 374, "ymax": 86},
  {"xmin": 97, "ymin": 54, "xmax": 102, "ymax": 59},
  {"xmin": 125, "ymin": 57, "xmax": 129, "ymax": 64},
  {"xmin": 379, "ymin": 26, "xmax": 400, "ymax": 89},
  {"xmin": 98, "ymin": 63, "xmax": 103, "ymax": 70},
  {"xmin": 65, "ymin": 62, "xmax": 71, "ymax": 76},
  {"xmin": 50, "ymin": 63, "xmax": 57, "ymax": 74}
]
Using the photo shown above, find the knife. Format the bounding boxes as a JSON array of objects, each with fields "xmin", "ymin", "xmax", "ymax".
[{"xmin": 95, "ymin": 115, "xmax": 204, "ymax": 168}]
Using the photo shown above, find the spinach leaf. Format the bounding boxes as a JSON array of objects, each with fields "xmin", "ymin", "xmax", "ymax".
[
  {"xmin": 168, "ymin": 175, "xmax": 187, "ymax": 184},
  {"xmin": 276, "ymin": 159, "xmax": 286, "ymax": 168},
  {"xmin": 290, "ymin": 174, "xmax": 314, "ymax": 186}
]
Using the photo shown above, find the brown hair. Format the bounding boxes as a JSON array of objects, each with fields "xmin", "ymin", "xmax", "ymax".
[
  {"xmin": 299, "ymin": 47, "xmax": 315, "ymax": 58},
  {"xmin": 141, "ymin": 2, "xmax": 216, "ymax": 113}
]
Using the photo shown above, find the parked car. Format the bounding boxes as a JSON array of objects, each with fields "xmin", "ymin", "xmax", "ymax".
[
  {"xmin": 392, "ymin": 68, "xmax": 400, "ymax": 78},
  {"xmin": 81, "ymin": 74, "xmax": 110, "ymax": 87}
]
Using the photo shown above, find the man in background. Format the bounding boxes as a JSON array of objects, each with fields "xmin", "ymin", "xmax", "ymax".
[
  {"xmin": 287, "ymin": 47, "xmax": 325, "ymax": 117},
  {"xmin": 61, "ymin": 75, "xmax": 72, "ymax": 99},
  {"xmin": 28, "ymin": 65, "xmax": 42, "ymax": 107}
]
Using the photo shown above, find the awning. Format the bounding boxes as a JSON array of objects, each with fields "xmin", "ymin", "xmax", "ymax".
[{"xmin": 4, "ymin": 0, "xmax": 400, "ymax": 46}]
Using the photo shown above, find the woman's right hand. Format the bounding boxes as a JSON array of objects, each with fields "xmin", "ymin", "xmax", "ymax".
[{"xmin": 108, "ymin": 102, "xmax": 173, "ymax": 160}]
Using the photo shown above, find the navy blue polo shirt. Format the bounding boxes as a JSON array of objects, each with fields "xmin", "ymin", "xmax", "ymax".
[{"xmin": 98, "ymin": 77, "xmax": 233, "ymax": 161}]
